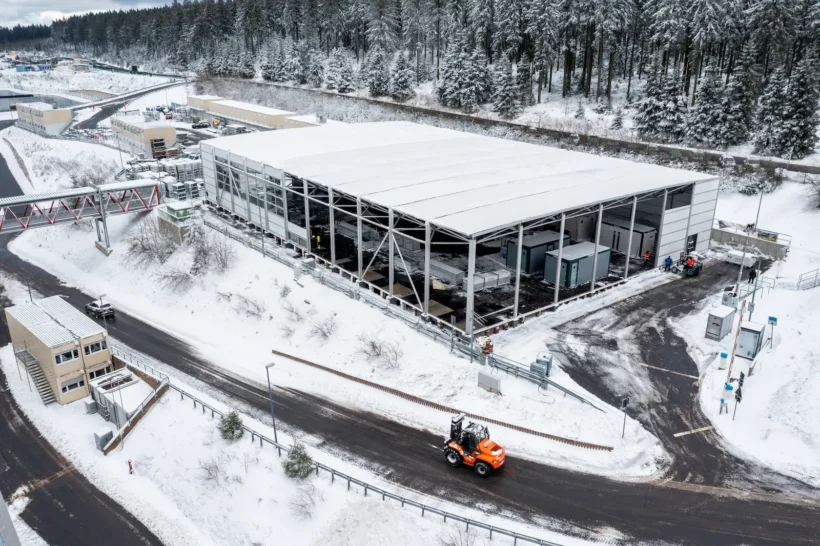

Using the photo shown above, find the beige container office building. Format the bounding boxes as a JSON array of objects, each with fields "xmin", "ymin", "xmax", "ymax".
[
  {"xmin": 111, "ymin": 115, "xmax": 177, "ymax": 159},
  {"xmin": 16, "ymin": 102, "xmax": 73, "ymax": 136},
  {"xmin": 206, "ymin": 99, "xmax": 296, "ymax": 129},
  {"xmin": 5, "ymin": 296, "xmax": 113, "ymax": 405}
]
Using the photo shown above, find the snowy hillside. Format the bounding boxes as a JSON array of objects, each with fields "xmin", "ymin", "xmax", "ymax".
[{"xmin": 1, "ymin": 65, "xmax": 173, "ymax": 96}]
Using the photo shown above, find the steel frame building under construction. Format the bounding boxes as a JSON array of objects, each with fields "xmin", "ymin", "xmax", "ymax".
[{"xmin": 200, "ymin": 121, "xmax": 719, "ymax": 335}]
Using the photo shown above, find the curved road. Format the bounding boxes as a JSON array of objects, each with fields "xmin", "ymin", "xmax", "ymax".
[
  {"xmin": 0, "ymin": 151, "xmax": 164, "ymax": 545},
  {"xmin": 1, "ymin": 146, "xmax": 819, "ymax": 544}
]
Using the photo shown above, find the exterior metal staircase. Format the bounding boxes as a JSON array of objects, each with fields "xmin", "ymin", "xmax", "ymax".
[{"xmin": 14, "ymin": 349, "xmax": 57, "ymax": 405}]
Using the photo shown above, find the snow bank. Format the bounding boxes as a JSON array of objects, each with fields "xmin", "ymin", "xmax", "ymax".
[
  {"xmin": 1, "ymin": 126, "xmax": 124, "ymax": 193},
  {"xmin": 0, "ymin": 66, "xmax": 174, "ymax": 96}
]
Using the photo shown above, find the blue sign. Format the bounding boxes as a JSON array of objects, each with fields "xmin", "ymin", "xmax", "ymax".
[{"xmin": 768, "ymin": 316, "xmax": 777, "ymax": 326}]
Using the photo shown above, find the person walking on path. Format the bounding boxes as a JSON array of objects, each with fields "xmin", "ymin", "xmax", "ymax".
[{"xmin": 748, "ymin": 268, "xmax": 757, "ymax": 284}]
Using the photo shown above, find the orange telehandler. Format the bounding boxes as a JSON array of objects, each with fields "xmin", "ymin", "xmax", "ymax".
[{"xmin": 443, "ymin": 413, "xmax": 506, "ymax": 477}]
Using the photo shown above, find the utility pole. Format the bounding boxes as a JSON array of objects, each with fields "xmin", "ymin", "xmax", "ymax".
[
  {"xmin": 265, "ymin": 361, "xmax": 280, "ymax": 455},
  {"xmin": 735, "ymin": 190, "xmax": 765, "ymax": 290},
  {"xmin": 0, "ymin": 466, "xmax": 23, "ymax": 546}
]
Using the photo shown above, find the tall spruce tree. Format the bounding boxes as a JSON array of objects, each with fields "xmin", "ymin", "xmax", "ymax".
[
  {"xmin": 719, "ymin": 45, "xmax": 760, "ymax": 147},
  {"xmin": 390, "ymin": 52, "xmax": 416, "ymax": 101},
  {"xmin": 658, "ymin": 70, "xmax": 688, "ymax": 142},
  {"xmin": 335, "ymin": 53, "xmax": 356, "ymax": 93},
  {"xmin": 753, "ymin": 68, "xmax": 788, "ymax": 155},
  {"xmin": 634, "ymin": 67, "xmax": 665, "ymax": 140},
  {"xmin": 492, "ymin": 57, "xmax": 522, "ymax": 119},
  {"xmin": 306, "ymin": 49, "xmax": 324, "ymax": 87},
  {"xmin": 516, "ymin": 53, "xmax": 534, "ymax": 107},
  {"xmin": 685, "ymin": 65, "xmax": 724, "ymax": 146},
  {"xmin": 778, "ymin": 57, "xmax": 820, "ymax": 159}
]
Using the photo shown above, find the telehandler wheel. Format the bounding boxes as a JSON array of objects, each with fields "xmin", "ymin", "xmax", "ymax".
[
  {"xmin": 474, "ymin": 461, "xmax": 492, "ymax": 477},
  {"xmin": 444, "ymin": 448, "xmax": 462, "ymax": 467}
]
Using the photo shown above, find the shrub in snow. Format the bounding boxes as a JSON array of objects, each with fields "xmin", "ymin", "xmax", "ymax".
[
  {"xmin": 438, "ymin": 525, "xmax": 478, "ymax": 546},
  {"xmin": 154, "ymin": 265, "xmax": 194, "ymax": 292},
  {"xmin": 309, "ymin": 315, "xmax": 338, "ymax": 340},
  {"xmin": 279, "ymin": 284, "xmax": 292, "ymax": 298},
  {"xmin": 282, "ymin": 300, "xmax": 304, "ymax": 322},
  {"xmin": 356, "ymin": 332, "xmax": 403, "ymax": 369},
  {"xmin": 389, "ymin": 52, "xmax": 416, "ymax": 101},
  {"xmin": 574, "ymin": 100, "xmax": 585, "ymax": 120},
  {"xmin": 288, "ymin": 483, "xmax": 319, "ymax": 520},
  {"xmin": 199, "ymin": 457, "xmax": 227, "ymax": 485},
  {"xmin": 610, "ymin": 109, "xmax": 624, "ymax": 129},
  {"xmin": 218, "ymin": 411, "xmax": 244, "ymax": 441},
  {"xmin": 283, "ymin": 442, "xmax": 314, "ymax": 480},
  {"xmin": 492, "ymin": 57, "xmax": 521, "ymax": 119}
]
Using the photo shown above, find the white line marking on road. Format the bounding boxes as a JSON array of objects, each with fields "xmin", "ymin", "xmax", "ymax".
[
  {"xmin": 673, "ymin": 426, "xmax": 714, "ymax": 438},
  {"xmin": 639, "ymin": 363, "xmax": 699, "ymax": 380}
]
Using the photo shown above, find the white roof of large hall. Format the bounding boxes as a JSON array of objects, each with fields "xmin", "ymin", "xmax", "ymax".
[{"xmin": 202, "ymin": 121, "xmax": 716, "ymax": 237}]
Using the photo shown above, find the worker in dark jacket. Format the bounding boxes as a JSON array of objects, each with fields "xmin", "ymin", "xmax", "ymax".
[
  {"xmin": 748, "ymin": 268, "xmax": 757, "ymax": 284},
  {"xmin": 664, "ymin": 256, "xmax": 673, "ymax": 271}
]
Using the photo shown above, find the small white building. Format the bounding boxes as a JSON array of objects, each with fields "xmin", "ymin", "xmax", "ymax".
[
  {"xmin": 89, "ymin": 369, "xmax": 154, "ymax": 428},
  {"xmin": 16, "ymin": 102, "xmax": 73, "ymax": 136},
  {"xmin": 111, "ymin": 115, "xmax": 177, "ymax": 159}
]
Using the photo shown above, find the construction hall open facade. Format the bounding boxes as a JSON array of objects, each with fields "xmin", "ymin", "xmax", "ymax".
[{"xmin": 200, "ymin": 121, "xmax": 718, "ymax": 335}]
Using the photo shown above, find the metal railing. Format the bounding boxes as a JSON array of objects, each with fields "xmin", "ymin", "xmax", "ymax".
[
  {"xmin": 102, "ymin": 374, "xmax": 169, "ymax": 453},
  {"xmin": 111, "ymin": 345, "xmax": 169, "ymax": 383},
  {"xmin": 797, "ymin": 268, "xmax": 820, "ymax": 290},
  {"xmin": 169, "ymin": 383, "xmax": 563, "ymax": 546}
]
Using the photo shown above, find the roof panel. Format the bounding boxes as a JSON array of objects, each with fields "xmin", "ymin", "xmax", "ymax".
[
  {"xmin": 6, "ymin": 296, "xmax": 105, "ymax": 348},
  {"xmin": 204, "ymin": 121, "xmax": 716, "ymax": 237}
]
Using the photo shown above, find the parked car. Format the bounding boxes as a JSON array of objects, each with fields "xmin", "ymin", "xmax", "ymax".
[
  {"xmin": 192, "ymin": 121, "xmax": 210, "ymax": 129},
  {"xmin": 85, "ymin": 301, "xmax": 115, "ymax": 320}
]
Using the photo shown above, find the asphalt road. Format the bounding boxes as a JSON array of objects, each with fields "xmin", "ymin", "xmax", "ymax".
[
  {"xmin": 0, "ymin": 152, "xmax": 164, "ymax": 545},
  {"xmin": 1, "ymin": 151, "xmax": 819, "ymax": 544}
]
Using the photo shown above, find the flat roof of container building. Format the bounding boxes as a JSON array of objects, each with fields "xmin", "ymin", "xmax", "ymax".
[
  {"xmin": 520, "ymin": 231, "xmax": 566, "ymax": 248},
  {"xmin": 202, "ymin": 121, "xmax": 716, "ymax": 238},
  {"xmin": 211, "ymin": 99, "xmax": 293, "ymax": 117},
  {"xmin": 187, "ymin": 94, "xmax": 224, "ymax": 101},
  {"xmin": 6, "ymin": 296, "xmax": 105, "ymax": 348},
  {"xmin": 547, "ymin": 241, "xmax": 611, "ymax": 261},
  {"xmin": 19, "ymin": 102, "xmax": 54, "ymax": 110},
  {"xmin": 601, "ymin": 215, "xmax": 658, "ymax": 233}
]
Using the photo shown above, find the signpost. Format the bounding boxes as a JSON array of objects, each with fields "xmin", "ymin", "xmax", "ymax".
[
  {"xmin": 768, "ymin": 316, "xmax": 777, "ymax": 346},
  {"xmin": 621, "ymin": 397, "xmax": 629, "ymax": 438},
  {"xmin": 733, "ymin": 387, "xmax": 743, "ymax": 421}
]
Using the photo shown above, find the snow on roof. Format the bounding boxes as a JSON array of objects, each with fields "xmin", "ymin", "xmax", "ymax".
[
  {"xmin": 285, "ymin": 114, "xmax": 344, "ymax": 126},
  {"xmin": 0, "ymin": 187, "xmax": 95, "ymax": 207},
  {"xmin": 90, "ymin": 370, "xmax": 154, "ymax": 414},
  {"xmin": 710, "ymin": 305, "xmax": 736, "ymax": 319},
  {"xmin": 188, "ymin": 94, "xmax": 223, "ymax": 101},
  {"xmin": 202, "ymin": 121, "xmax": 716, "ymax": 237},
  {"xmin": 113, "ymin": 115, "xmax": 173, "ymax": 130},
  {"xmin": 6, "ymin": 296, "xmax": 105, "ymax": 348},
  {"xmin": 211, "ymin": 99, "xmax": 293, "ymax": 117},
  {"xmin": 19, "ymin": 102, "xmax": 54, "ymax": 110},
  {"xmin": 742, "ymin": 322, "xmax": 767, "ymax": 333},
  {"xmin": 98, "ymin": 180, "xmax": 160, "ymax": 192},
  {"xmin": 520, "ymin": 231, "xmax": 566, "ymax": 247},
  {"xmin": 547, "ymin": 241, "xmax": 610, "ymax": 261}
]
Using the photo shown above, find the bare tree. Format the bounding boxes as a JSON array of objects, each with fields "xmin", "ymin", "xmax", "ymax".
[
  {"xmin": 282, "ymin": 300, "xmax": 304, "ymax": 322},
  {"xmin": 279, "ymin": 284, "xmax": 292, "ymax": 298},
  {"xmin": 211, "ymin": 233, "xmax": 236, "ymax": 272},
  {"xmin": 125, "ymin": 217, "xmax": 177, "ymax": 267},
  {"xmin": 288, "ymin": 483, "xmax": 317, "ymax": 520},
  {"xmin": 280, "ymin": 324, "xmax": 297, "ymax": 339},
  {"xmin": 437, "ymin": 526, "xmax": 478, "ymax": 546},
  {"xmin": 356, "ymin": 332, "xmax": 403, "ymax": 369},
  {"xmin": 199, "ymin": 458, "xmax": 227, "ymax": 485},
  {"xmin": 154, "ymin": 265, "xmax": 193, "ymax": 292},
  {"xmin": 309, "ymin": 315, "xmax": 338, "ymax": 340},
  {"xmin": 232, "ymin": 294, "xmax": 267, "ymax": 317}
]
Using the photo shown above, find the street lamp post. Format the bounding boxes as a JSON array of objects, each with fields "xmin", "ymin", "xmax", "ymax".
[
  {"xmin": 265, "ymin": 362, "xmax": 278, "ymax": 446},
  {"xmin": 99, "ymin": 293, "xmax": 108, "ymax": 330}
]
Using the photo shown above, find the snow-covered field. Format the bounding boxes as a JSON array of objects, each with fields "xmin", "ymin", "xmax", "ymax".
[
  {"xmin": 1, "ymin": 65, "xmax": 173, "ymax": 96},
  {"xmin": 0, "ymin": 126, "xmax": 124, "ymax": 193},
  {"xmin": 124, "ymin": 84, "xmax": 190, "ymax": 111},
  {"xmin": 670, "ymin": 182, "xmax": 820, "ymax": 489},
  {"xmin": 0, "ymin": 342, "xmax": 591, "ymax": 546}
]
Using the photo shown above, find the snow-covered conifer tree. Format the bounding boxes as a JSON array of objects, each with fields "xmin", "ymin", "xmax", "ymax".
[
  {"xmin": 492, "ymin": 57, "xmax": 522, "ymax": 119},
  {"xmin": 306, "ymin": 49, "xmax": 324, "ymax": 87},
  {"xmin": 753, "ymin": 68, "xmax": 787, "ymax": 155},
  {"xmin": 367, "ymin": 47, "xmax": 391, "ymax": 96},
  {"xmin": 777, "ymin": 57, "xmax": 820, "ymax": 159},
  {"xmin": 685, "ymin": 65, "xmax": 723, "ymax": 146},
  {"xmin": 390, "ymin": 52, "xmax": 416, "ymax": 101},
  {"xmin": 517, "ymin": 53, "xmax": 534, "ymax": 107},
  {"xmin": 719, "ymin": 45, "xmax": 759, "ymax": 147}
]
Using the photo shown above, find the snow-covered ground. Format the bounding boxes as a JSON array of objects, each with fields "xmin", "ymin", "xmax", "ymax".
[
  {"xmin": 0, "ymin": 341, "xmax": 594, "ymax": 546},
  {"xmin": 0, "ymin": 127, "xmax": 663, "ymax": 479},
  {"xmin": 669, "ymin": 182, "xmax": 820, "ymax": 489},
  {"xmin": 124, "ymin": 84, "xmax": 190, "ymax": 111},
  {"xmin": 0, "ymin": 126, "xmax": 124, "ymax": 193},
  {"xmin": 1, "ymin": 65, "xmax": 173, "ymax": 96}
]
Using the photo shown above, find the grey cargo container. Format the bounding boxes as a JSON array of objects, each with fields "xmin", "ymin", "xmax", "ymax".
[
  {"xmin": 505, "ymin": 231, "xmax": 571, "ymax": 275},
  {"xmin": 544, "ymin": 242, "xmax": 611, "ymax": 289},
  {"xmin": 599, "ymin": 215, "xmax": 657, "ymax": 259}
]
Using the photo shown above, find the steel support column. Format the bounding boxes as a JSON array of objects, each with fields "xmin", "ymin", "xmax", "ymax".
[
  {"xmin": 682, "ymin": 185, "xmax": 694, "ymax": 256},
  {"xmin": 97, "ymin": 189, "xmax": 111, "ymax": 249},
  {"xmin": 589, "ymin": 203, "xmax": 604, "ymax": 293},
  {"xmin": 388, "ymin": 208, "xmax": 395, "ymax": 297},
  {"xmin": 356, "ymin": 198, "xmax": 363, "ymax": 279},
  {"xmin": 655, "ymin": 189, "xmax": 669, "ymax": 268},
  {"xmin": 466, "ymin": 239, "xmax": 477, "ymax": 335},
  {"xmin": 553, "ymin": 213, "xmax": 566, "ymax": 304},
  {"xmin": 328, "ymin": 188, "xmax": 336, "ymax": 265},
  {"xmin": 424, "ymin": 221, "xmax": 431, "ymax": 314},
  {"xmin": 623, "ymin": 196, "xmax": 638, "ymax": 280},
  {"xmin": 303, "ymin": 178, "xmax": 311, "ymax": 255},
  {"xmin": 513, "ymin": 224, "xmax": 523, "ymax": 317},
  {"xmin": 281, "ymin": 175, "xmax": 291, "ymax": 246}
]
